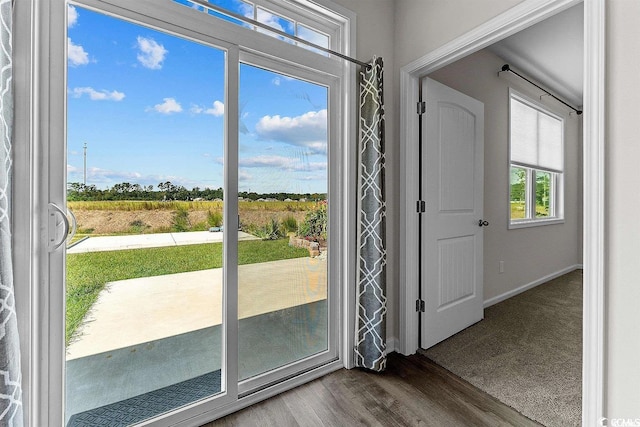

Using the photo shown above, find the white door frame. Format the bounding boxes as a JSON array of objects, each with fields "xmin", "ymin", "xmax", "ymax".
[{"xmin": 398, "ymin": 0, "xmax": 604, "ymax": 425}]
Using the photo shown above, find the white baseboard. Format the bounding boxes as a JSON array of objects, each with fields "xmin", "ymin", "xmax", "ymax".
[
  {"xmin": 386, "ymin": 337, "xmax": 399, "ymax": 354},
  {"xmin": 483, "ymin": 264, "xmax": 583, "ymax": 308}
]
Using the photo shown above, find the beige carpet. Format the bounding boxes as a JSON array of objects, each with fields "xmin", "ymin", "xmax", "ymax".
[{"xmin": 421, "ymin": 270, "xmax": 582, "ymax": 427}]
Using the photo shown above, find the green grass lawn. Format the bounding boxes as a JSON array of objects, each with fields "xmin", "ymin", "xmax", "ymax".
[{"xmin": 66, "ymin": 239, "xmax": 309, "ymax": 345}]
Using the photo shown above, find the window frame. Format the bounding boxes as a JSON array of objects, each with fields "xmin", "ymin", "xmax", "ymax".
[
  {"xmin": 508, "ymin": 89, "xmax": 565, "ymax": 229},
  {"xmin": 14, "ymin": 0, "xmax": 358, "ymax": 424}
]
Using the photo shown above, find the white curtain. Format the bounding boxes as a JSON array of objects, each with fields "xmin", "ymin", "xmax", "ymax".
[
  {"xmin": 0, "ymin": 0, "xmax": 23, "ymax": 424},
  {"xmin": 355, "ymin": 57, "xmax": 387, "ymax": 371}
]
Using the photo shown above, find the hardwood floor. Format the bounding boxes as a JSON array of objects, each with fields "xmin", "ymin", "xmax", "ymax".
[{"xmin": 202, "ymin": 353, "xmax": 541, "ymax": 426}]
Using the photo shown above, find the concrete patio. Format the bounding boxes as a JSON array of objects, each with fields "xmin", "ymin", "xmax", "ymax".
[
  {"xmin": 64, "ymin": 232, "xmax": 328, "ymax": 424},
  {"xmin": 66, "ymin": 257, "xmax": 327, "ymax": 359}
]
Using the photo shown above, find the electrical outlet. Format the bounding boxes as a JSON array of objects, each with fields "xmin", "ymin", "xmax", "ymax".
[{"xmin": 499, "ymin": 261, "xmax": 504, "ymax": 273}]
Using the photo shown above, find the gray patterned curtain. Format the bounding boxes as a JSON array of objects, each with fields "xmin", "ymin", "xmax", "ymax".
[
  {"xmin": 0, "ymin": 0, "xmax": 23, "ymax": 425},
  {"xmin": 355, "ymin": 57, "xmax": 387, "ymax": 371}
]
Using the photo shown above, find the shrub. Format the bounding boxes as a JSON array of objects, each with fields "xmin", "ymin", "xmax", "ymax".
[
  {"xmin": 298, "ymin": 202, "xmax": 327, "ymax": 241},
  {"xmin": 172, "ymin": 207, "xmax": 191, "ymax": 232},
  {"xmin": 191, "ymin": 222, "xmax": 210, "ymax": 231},
  {"xmin": 207, "ymin": 210, "xmax": 223, "ymax": 227},
  {"xmin": 282, "ymin": 215, "xmax": 298, "ymax": 233},
  {"xmin": 245, "ymin": 217, "xmax": 285, "ymax": 240},
  {"xmin": 128, "ymin": 219, "xmax": 148, "ymax": 234},
  {"xmin": 297, "ymin": 219, "xmax": 310, "ymax": 239}
]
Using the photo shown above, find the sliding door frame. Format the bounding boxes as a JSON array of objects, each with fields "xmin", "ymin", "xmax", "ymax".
[
  {"xmin": 13, "ymin": 0, "xmax": 357, "ymax": 424},
  {"xmin": 236, "ymin": 50, "xmax": 341, "ymax": 395}
]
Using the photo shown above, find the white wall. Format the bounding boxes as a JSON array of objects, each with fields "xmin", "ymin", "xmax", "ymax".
[
  {"xmin": 428, "ymin": 48, "xmax": 582, "ymax": 303},
  {"xmin": 330, "ymin": 0, "xmax": 398, "ymax": 345},
  {"xmin": 393, "ymin": 0, "xmax": 525, "ymax": 68},
  {"xmin": 606, "ymin": 0, "xmax": 640, "ymax": 416}
]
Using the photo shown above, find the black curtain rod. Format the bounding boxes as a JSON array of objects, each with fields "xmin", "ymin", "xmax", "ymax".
[
  {"xmin": 189, "ymin": 0, "xmax": 371, "ymax": 69},
  {"xmin": 500, "ymin": 64, "xmax": 582, "ymax": 115}
]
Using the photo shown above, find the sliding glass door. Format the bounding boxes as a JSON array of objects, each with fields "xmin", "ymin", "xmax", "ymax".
[
  {"xmin": 237, "ymin": 61, "xmax": 330, "ymax": 387},
  {"xmin": 53, "ymin": 1, "xmax": 342, "ymax": 425},
  {"xmin": 64, "ymin": 6, "xmax": 228, "ymax": 425}
]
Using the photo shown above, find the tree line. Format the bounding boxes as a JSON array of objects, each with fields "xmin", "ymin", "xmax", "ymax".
[
  {"xmin": 510, "ymin": 168, "xmax": 552, "ymax": 208},
  {"xmin": 67, "ymin": 181, "xmax": 326, "ymax": 202}
]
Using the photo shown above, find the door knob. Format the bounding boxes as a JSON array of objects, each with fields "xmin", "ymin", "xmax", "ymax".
[{"xmin": 478, "ymin": 219, "xmax": 489, "ymax": 227}]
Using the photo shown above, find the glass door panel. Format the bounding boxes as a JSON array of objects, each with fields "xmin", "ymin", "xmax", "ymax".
[
  {"xmin": 237, "ymin": 63, "xmax": 329, "ymax": 381},
  {"xmin": 65, "ymin": 7, "xmax": 226, "ymax": 425}
]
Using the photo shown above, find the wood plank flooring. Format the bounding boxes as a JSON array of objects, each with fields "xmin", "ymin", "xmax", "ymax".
[{"xmin": 202, "ymin": 353, "xmax": 541, "ymax": 426}]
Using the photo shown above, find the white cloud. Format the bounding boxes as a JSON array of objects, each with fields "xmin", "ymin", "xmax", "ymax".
[
  {"xmin": 298, "ymin": 174, "xmax": 327, "ymax": 181},
  {"xmin": 72, "ymin": 167, "xmax": 143, "ymax": 184},
  {"xmin": 239, "ymin": 170, "xmax": 253, "ymax": 181},
  {"xmin": 191, "ymin": 100, "xmax": 224, "ymax": 117},
  {"xmin": 256, "ymin": 8, "xmax": 289, "ymax": 34},
  {"xmin": 136, "ymin": 36, "xmax": 168, "ymax": 70},
  {"xmin": 255, "ymin": 109, "xmax": 327, "ymax": 153},
  {"xmin": 239, "ymin": 155, "xmax": 326, "ymax": 172},
  {"xmin": 149, "ymin": 98, "xmax": 182, "ymax": 114},
  {"xmin": 67, "ymin": 164, "xmax": 79, "ymax": 173},
  {"xmin": 70, "ymin": 87, "xmax": 125, "ymax": 101},
  {"xmin": 68, "ymin": 5, "xmax": 78, "ymax": 28},
  {"xmin": 297, "ymin": 25, "xmax": 329, "ymax": 52},
  {"xmin": 68, "ymin": 38, "xmax": 89, "ymax": 67},
  {"xmin": 239, "ymin": 3, "xmax": 253, "ymax": 16},
  {"xmin": 207, "ymin": 101, "xmax": 225, "ymax": 116},
  {"xmin": 272, "ymin": 76, "xmax": 294, "ymax": 87}
]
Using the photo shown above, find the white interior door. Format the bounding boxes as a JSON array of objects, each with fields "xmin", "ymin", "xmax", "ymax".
[{"xmin": 420, "ymin": 78, "xmax": 484, "ymax": 349}]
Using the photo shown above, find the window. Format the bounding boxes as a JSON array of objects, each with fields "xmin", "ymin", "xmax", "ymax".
[
  {"xmin": 509, "ymin": 90, "xmax": 564, "ymax": 228},
  {"xmin": 174, "ymin": 0, "xmax": 331, "ymax": 52}
]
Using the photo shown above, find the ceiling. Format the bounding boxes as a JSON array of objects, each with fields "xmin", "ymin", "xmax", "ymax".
[{"xmin": 488, "ymin": 3, "xmax": 583, "ymax": 108}]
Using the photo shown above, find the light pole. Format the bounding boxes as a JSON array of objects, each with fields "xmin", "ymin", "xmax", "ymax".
[{"xmin": 83, "ymin": 142, "xmax": 87, "ymax": 186}]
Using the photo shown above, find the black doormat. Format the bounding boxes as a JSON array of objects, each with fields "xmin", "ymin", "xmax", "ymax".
[{"xmin": 67, "ymin": 370, "xmax": 221, "ymax": 426}]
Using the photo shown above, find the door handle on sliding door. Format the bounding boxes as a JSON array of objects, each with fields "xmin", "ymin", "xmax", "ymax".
[{"xmin": 48, "ymin": 203, "xmax": 73, "ymax": 252}]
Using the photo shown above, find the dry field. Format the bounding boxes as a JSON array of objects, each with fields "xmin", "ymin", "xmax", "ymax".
[{"xmin": 69, "ymin": 200, "xmax": 314, "ymax": 235}]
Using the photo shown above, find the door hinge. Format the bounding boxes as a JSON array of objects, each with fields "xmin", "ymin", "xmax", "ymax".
[
  {"xmin": 416, "ymin": 299, "xmax": 425, "ymax": 312},
  {"xmin": 417, "ymin": 101, "xmax": 426, "ymax": 115},
  {"xmin": 416, "ymin": 200, "xmax": 426, "ymax": 213}
]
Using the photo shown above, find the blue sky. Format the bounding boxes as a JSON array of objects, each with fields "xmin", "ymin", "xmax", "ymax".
[{"xmin": 66, "ymin": 2, "xmax": 328, "ymax": 194}]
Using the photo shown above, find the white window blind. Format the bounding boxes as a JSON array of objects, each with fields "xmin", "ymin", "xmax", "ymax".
[{"xmin": 510, "ymin": 96, "xmax": 563, "ymax": 172}]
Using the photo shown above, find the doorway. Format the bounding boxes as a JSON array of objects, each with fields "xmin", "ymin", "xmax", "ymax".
[
  {"xmin": 399, "ymin": 0, "xmax": 605, "ymax": 425},
  {"xmin": 416, "ymin": 29, "xmax": 582, "ymax": 423}
]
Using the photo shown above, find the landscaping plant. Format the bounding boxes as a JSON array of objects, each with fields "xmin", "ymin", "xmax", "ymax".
[{"xmin": 298, "ymin": 201, "xmax": 327, "ymax": 242}]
